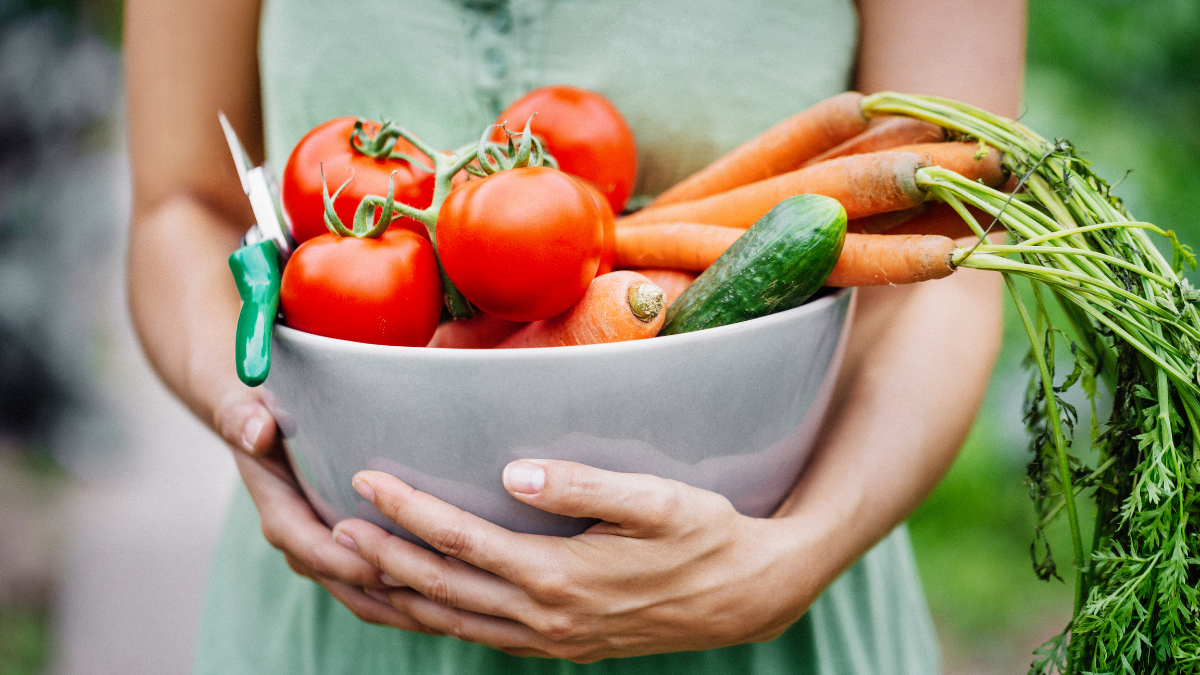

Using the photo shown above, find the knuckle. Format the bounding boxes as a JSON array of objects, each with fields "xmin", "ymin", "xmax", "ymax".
[
  {"xmin": 260, "ymin": 522, "xmax": 285, "ymax": 550},
  {"xmin": 429, "ymin": 521, "xmax": 473, "ymax": 559},
  {"xmin": 535, "ymin": 613, "xmax": 584, "ymax": 642},
  {"xmin": 643, "ymin": 482, "xmax": 686, "ymax": 525},
  {"xmin": 524, "ymin": 570, "xmax": 576, "ymax": 606},
  {"xmin": 419, "ymin": 567, "xmax": 458, "ymax": 608},
  {"xmin": 283, "ymin": 554, "xmax": 310, "ymax": 578}
]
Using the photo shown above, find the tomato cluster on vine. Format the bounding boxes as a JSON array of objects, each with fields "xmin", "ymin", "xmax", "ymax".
[{"xmin": 276, "ymin": 86, "xmax": 636, "ymax": 347}]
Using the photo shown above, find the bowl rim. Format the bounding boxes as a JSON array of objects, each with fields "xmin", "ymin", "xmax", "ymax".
[{"xmin": 274, "ymin": 287, "xmax": 852, "ymax": 362}]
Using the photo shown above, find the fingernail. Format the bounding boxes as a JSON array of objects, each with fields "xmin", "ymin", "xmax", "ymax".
[
  {"xmin": 353, "ymin": 477, "xmax": 376, "ymax": 502},
  {"xmin": 503, "ymin": 461, "xmax": 545, "ymax": 495},
  {"xmin": 380, "ymin": 573, "xmax": 403, "ymax": 587},
  {"xmin": 332, "ymin": 531, "xmax": 357, "ymax": 552},
  {"xmin": 241, "ymin": 415, "xmax": 265, "ymax": 452},
  {"xmin": 364, "ymin": 588, "xmax": 389, "ymax": 603}
]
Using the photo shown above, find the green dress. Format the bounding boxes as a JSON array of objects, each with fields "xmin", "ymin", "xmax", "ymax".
[{"xmin": 194, "ymin": 1, "xmax": 942, "ymax": 672}]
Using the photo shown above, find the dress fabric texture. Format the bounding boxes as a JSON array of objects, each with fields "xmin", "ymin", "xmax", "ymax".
[{"xmin": 194, "ymin": 0, "xmax": 943, "ymax": 672}]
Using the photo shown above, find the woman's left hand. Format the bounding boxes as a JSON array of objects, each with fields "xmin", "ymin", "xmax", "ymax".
[{"xmin": 331, "ymin": 460, "xmax": 821, "ymax": 662}]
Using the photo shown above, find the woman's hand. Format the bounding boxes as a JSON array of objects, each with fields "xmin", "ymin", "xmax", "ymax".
[
  {"xmin": 124, "ymin": 0, "xmax": 448, "ymax": 636},
  {"xmin": 214, "ymin": 387, "xmax": 447, "ymax": 635},
  {"xmin": 331, "ymin": 461, "xmax": 827, "ymax": 663}
]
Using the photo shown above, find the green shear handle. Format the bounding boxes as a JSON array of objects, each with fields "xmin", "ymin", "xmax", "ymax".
[{"xmin": 229, "ymin": 240, "xmax": 282, "ymax": 387}]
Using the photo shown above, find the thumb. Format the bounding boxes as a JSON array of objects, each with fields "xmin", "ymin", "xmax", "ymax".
[
  {"xmin": 502, "ymin": 459, "xmax": 688, "ymax": 530},
  {"xmin": 215, "ymin": 389, "xmax": 277, "ymax": 455}
]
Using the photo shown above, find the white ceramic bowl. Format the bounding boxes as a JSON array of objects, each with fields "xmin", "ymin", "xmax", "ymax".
[{"xmin": 264, "ymin": 288, "xmax": 853, "ymax": 546}]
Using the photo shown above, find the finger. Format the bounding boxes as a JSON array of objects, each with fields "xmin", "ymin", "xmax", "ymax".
[
  {"xmin": 350, "ymin": 471, "xmax": 553, "ymax": 582},
  {"xmin": 215, "ymin": 389, "xmax": 276, "ymax": 455},
  {"xmin": 502, "ymin": 460, "xmax": 702, "ymax": 531},
  {"xmin": 333, "ymin": 518, "xmax": 537, "ymax": 621},
  {"xmin": 382, "ymin": 587, "xmax": 558, "ymax": 654},
  {"xmin": 283, "ymin": 552, "xmax": 316, "ymax": 579},
  {"xmin": 317, "ymin": 576, "xmax": 444, "ymax": 635},
  {"xmin": 235, "ymin": 452, "xmax": 387, "ymax": 588}
]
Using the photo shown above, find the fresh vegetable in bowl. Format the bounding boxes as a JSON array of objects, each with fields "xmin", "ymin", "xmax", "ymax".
[
  {"xmin": 496, "ymin": 271, "xmax": 665, "ymax": 348},
  {"xmin": 659, "ymin": 194, "xmax": 846, "ymax": 336},
  {"xmin": 279, "ymin": 178, "xmax": 443, "ymax": 346},
  {"xmin": 493, "ymin": 85, "xmax": 638, "ymax": 214},
  {"xmin": 281, "ymin": 117, "xmax": 435, "ymax": 245},
  {"xmin": 436, "ymin": 165, "xmax": 603, "ymax": 322}
]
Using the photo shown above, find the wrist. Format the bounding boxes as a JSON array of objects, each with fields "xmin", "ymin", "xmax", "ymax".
[{"xmin": 765, "ymin": 490, "xmax": 871, "ymax": 602}]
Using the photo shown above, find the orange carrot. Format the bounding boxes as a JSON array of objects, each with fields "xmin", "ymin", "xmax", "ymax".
[
  {"xmin": 887, "ymin": 202, "xmax": 994, "ymax": 239},
  {"xmin": 632, "ymin": 269, "xmax": 697, "ymax": 306},
  {"xmin": 888, "ymin": 142, "xmax": 1007, "ymax": 187},
  {"xmin": 614, "ymin": 222, "xmax": 744, "ymax": 272},
  {"xmin": 426, "ymin": 312, "xmax": 527, "ymax": 348},
  {"xmin": 495, "ymin": 271, "xmax": 666, "ymax": 348},
  {"xmin": 801, "ymin": 117, "xmax": 945, "ymax": 167},
  {"xmin": 848, "ymin": 204, "xmax": 929, "ymax": 234},
  {"xmin": 1001, "ymin": 173, "xmax": 1022, "ymax": 194},
  {"xmin": 824, "ymin": 233, "xmax": 956, "ymax": 286},
  {"xmin": 649, "ymin": 92, "xmax": 868, "ymax": 207},
  {"xmin": 623, "ymin": 151, "xmax": 927, "ymax": 228}
]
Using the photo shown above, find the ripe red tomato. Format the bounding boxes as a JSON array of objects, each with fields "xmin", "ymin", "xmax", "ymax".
[
  {"xmin": 437, "ymin": 166, "xmax": 603, "ymax": 322},
  {"xmin": 493, "ymin": 86, "xmax": 638, "ymax": 214},
  {"xmin": 279, "ymin": 229, "xmax": 442, "ymax": 346},
  {"xmin": 282, "ymin": 117, "xmax": 435, "ymax": 244},
  {"xmin": 578, "ymin": 180, "xmax": 616, "ymax": 276}
]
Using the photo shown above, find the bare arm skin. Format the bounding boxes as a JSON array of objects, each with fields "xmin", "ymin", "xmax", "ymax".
[
  {"xmin": 124, "ymin": 0, "xmax": 429, "ymax": 630},
  {"xmin": 125, "ymin": 0, "xmax": 1025, "ymax": 660}
]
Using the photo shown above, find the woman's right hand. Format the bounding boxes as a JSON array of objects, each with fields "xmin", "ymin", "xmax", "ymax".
[
  {"xmin": 124, "ymin": 0, "xmax": 444, "ymax": 636},
  {"xmin": 215, "ymin": 388, "xmax": 444, "ymax": 635}
]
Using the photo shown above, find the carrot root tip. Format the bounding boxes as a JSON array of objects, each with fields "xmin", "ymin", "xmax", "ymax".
[{"xmin": 628, "ymin": 282, "xmax": 665, "ymax": 322}]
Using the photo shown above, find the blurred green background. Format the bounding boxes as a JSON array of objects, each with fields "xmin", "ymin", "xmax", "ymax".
[{"xmin": 1, "ymin": 0, "xmax": 1198, "ymax": 673}]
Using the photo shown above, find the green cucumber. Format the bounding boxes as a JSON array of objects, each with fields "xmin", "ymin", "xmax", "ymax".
[{"xmin": 659, "ymin": 194, "xmax": 846, "ymax": 335}]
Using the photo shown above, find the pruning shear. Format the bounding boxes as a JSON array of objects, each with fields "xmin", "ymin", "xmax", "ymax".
[{"xmin": 220, "ymin": 111, "xmax": 295, "ymax": 387}]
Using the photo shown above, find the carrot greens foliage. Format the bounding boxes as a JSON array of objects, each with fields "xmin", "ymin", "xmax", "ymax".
[{"xmin": 862, "ymin": 93, "xmax": 1200, "ymax": 675}]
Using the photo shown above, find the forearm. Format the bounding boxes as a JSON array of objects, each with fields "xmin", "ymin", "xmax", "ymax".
[
  {"xmin": 760, "ymin": 0, "xmax": 1026, "ymax": 591},
  {"xmin": 124, "ymin": 0, "xmax": 265, "ymax": 429},
  {"xmin": 773, "ymin": 268, "xmax": 1002, "ymax": 589},
  {"xmin": 126, "ymin": 197, "xmax": 246, "ymax": 426}
]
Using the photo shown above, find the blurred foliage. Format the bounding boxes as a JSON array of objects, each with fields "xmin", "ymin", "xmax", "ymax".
[
  {"xmin": 1024, "ymin": 0, "xmax": 1200, "ymax": 254},
  {"xmin": 908, "ymin": 0, "xmax": 1200, "ymax": 665},
  {"xmin": 0, "ymin": 0, "xmax": 121, "ymax": 43},
  {"xmin": 0, "ymin": 6, "xmax": 120, "ymax": 675},
  {"xmin": 0, "ymin": 606, "xmax": 49, "ymax": 675}
]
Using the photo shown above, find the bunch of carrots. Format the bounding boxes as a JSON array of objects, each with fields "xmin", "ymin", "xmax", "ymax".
[
  {"xmin": 613, "ymin": 91, "xmax": 1010, "ymax": 292},
  {"xmin": 440, "ymin": 91, "xmax": 1010, "ymax": 350}
]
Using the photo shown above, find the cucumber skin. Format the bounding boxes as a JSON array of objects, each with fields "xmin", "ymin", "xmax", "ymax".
[{"xmin": 659, "ymin": 195, "xmax": 847, "ymax": 335}]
